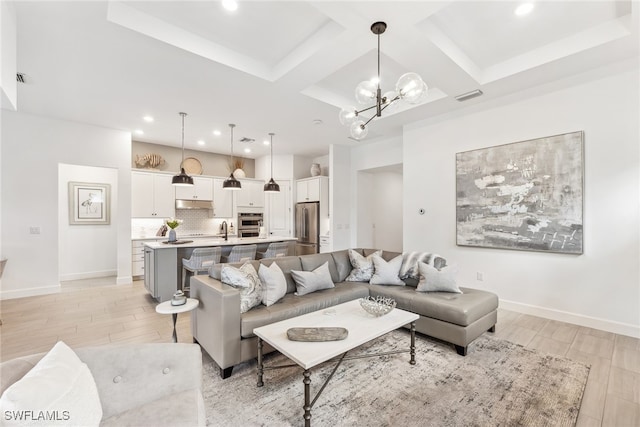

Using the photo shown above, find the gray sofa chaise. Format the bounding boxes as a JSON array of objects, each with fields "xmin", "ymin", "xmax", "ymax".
[
  {"xmin": 191, "ymin": 249, "xmax": 498, "ymax": 379},
  {"xmin": 0, "ymin": 343, "xmax": 206, "ymax": 426}
]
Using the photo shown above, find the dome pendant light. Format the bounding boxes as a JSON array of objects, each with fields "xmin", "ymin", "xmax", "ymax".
[
  {"xmin": 222, "ymin": 124, "xmax": 242, "ymax": 190},
  {"xmin": 172, "ymin": 112, "xmax": 194, "ymax": 186},
  {"xmin": 264, "ymin": 132, "xmax": 280, "ymax": 193}
]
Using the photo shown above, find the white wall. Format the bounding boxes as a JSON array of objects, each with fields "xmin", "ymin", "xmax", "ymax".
[
  {"xmin": 356, "ymin": 171, "xmax": 374, "ymax": 248},
  {"xmin": 0, "ymin": 0, "xmax": 17, "ymax": 110},
  {"xmin": 1, "ymin": 112, "xmax": 132, "ymax": 298},
  {"xmin": 403, "ymin": 65, "xmax": 639, "ymax": 337},
  {"xmin": 329, "ymin": 145, "xmax": 351, "ymax": 250},
  {"xmin": 58, "ymin": 164, "xmax": 119, "ymax": 281},
  {"xmin": 371, "ymin": 171, "xmax": 403, "ymax": 252}
]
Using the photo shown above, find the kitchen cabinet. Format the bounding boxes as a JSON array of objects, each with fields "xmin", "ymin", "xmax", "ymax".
[
  {"xmin": 212, "ymin": 178, "xmax": 234, "ymax": 218},
  {"xmin": 144, "ymin": 246, "xmax": 178, "ymax": 302},
  {"xmin": 236, "ymin": 179, "xmax": 264, "ymax": 208},
  {"xmin": 132, "ymin": 172, "xmax": 175, "ymax": 218},
  {"xmin": 296, "ymin": 176, "xmax": 328, "ymax": 204},
  {"xmin": 132, "ymin": 239, "xmax": 161, "ymax": 277},
  {"xmin": 174, "ymin": 176, "xmax": 213, "ymax": 201},
  {"xmin": 266, "ymin": 180, "xmax": 291, "ymax": 236}
]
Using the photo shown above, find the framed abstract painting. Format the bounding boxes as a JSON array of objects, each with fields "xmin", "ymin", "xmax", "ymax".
[{"xmin": 456, "ymin": 131, "xmax": 584, "ymax": 254}]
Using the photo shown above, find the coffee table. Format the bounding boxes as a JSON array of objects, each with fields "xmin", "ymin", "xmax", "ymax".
[{"xmin": 253, "ymin": 299, "xmax": 419, "ymax": 426}]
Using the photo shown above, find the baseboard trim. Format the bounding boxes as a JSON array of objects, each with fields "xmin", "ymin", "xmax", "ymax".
[
  {"xmin": 0, "ymin": 284, "xmax": 61, "ymax": 300},
  {"xmin": 116, "ymin": 276, "xmax": 133, "ymax": 285},
  {"xmin": 500, "ymin": 299, "xmax": 640, "ymax": 339},
  {"xmin": 59, "ymin": 270, "xmax": 117, "ymax": 282}
]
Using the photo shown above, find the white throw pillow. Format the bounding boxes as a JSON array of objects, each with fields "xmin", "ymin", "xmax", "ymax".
[
  {"xmin": 345, "ymin": 249, "xmax": 382, "ymax": 282},
  {"xmin": 370, "ymin": 255, "xmax": 405, "ymax": 286},
  {"xmin": 258, "ymin": 262, "xmax": 287, "ymax": 306},
  {"xmin": 291, "ymin": 262, "xmax": 335, "ymax": 296},
  {"xmin": 0, "ymin": 341, "xmax": 103, "ymax": 426},
  {"xmin": 416, "ymin": 262, "xmax": 462, "ymax": 293},
  {"xmin": 221, "ymin": 263, "xmax": 263, "ymax": 313}
]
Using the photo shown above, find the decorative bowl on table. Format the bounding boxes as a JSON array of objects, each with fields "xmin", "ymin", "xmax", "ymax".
[{"xmin": 359, "ymin": 296, "xmax": 396, "ymax": 317}]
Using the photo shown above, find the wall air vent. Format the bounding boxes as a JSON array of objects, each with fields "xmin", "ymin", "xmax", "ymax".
[
  {"xmin": 455, "ymin": 89, "xmax": 483, "ymax": 102},
  {"xmin": 16, "ymin": 73, "xmax": 26, "ymax": 83},
  {"xmin": 239, "ymin": 137, "xmax": 255, "ymax": 143}
]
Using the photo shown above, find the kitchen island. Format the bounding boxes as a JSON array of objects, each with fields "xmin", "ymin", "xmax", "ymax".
[{"xmin": 143, "ymin": 236, "xmax": 297, "ymax": 302}]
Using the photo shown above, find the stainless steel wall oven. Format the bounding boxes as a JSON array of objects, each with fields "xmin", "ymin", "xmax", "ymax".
[{"xmin": 238, "ymin": 212, "xmax": 263, "ymax": 238}]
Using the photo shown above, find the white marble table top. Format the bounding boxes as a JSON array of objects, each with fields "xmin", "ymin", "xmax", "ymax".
[
  {"xmin": 253, "ymin": 299, "xmax": 419, "ymax": 370},
  {"xmin": 155, "ymin": 298, "xmax": 199, "ymax": 315}
]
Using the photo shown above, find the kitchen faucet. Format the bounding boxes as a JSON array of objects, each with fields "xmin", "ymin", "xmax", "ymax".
[{"xmin": 221, "ymin": 221, "xmax": 228, "ymax": 241}]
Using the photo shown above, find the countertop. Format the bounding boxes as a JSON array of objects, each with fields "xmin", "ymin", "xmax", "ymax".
[
  {"xmin": 144, "ymin": 235, "xmax": 297, "ymax": 249},
  {"xmin": 132, "ymin": 234, "xmax": 235, "ymax": 241}
]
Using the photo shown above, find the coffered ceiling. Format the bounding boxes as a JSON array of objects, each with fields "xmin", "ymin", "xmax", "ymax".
[{"xmin": 9, "ymin": 1, "xmax": 639, "ymax": 158}]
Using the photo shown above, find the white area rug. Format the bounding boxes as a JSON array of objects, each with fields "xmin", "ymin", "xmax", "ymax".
[{"xmin": 202, "ymin": 330, "xmax": 589, "ymax": 426}]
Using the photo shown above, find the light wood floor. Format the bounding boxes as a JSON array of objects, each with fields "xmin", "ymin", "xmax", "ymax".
[{"xmin": 1, "ymin": 279, "xmax": 638, "ymax": 426}]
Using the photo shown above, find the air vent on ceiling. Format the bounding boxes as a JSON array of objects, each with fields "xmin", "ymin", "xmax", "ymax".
[
  {"xmin": 239, "ymin": 137, "xmax": 255, "ymax": 143},
  {"xmin": 16, "ymin": 73, "xmax": 26, "ymax": 83},
  {"xmin": 455, "ymin": 89, "xmax": 483, "ymax": 102}
]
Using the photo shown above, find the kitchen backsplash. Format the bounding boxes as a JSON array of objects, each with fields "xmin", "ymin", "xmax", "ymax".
[{"xmin": 132, "ymin": 210, "xmax": 234, "ymax": 238}]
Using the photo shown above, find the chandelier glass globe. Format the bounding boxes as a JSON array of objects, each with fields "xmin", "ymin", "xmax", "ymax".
[
  {"xmin": 396, "ymin": 72, "xmax": 425, "ymax": 104},
  {"xmin": 339, "ymin": 106, "xmax": 357, "ymax": 125},
  {"xmin": 350, "ymin": 120, "xmax": 368, "ymax": 140},
  {"xmin": 355, "ymin": 80, "xmax": 377, "ymax": 105}
]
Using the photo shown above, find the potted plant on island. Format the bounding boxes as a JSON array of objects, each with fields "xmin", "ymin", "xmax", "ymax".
[{"xmin": 165, "ymin": 218, "xmax": 183, "ymax": 242}]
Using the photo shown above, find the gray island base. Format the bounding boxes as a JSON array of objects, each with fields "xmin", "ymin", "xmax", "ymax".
[{"xmin": 143, "ymin": 236, "xmax": 296, "ymax": 302}]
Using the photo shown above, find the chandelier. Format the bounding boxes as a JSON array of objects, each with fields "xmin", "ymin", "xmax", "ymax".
[{"xmin": 339, "ymin": 22, "xmax": 427, "ymax": 140}]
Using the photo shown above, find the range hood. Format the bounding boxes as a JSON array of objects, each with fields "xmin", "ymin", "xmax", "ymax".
[{"xmin": 175, "ymin": 200, "xmax": 213, "ymax": 210}]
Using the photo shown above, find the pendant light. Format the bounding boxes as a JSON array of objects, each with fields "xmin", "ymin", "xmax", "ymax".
[
  {"xmin": 172, "ymin": 112, "xmax": 194, "ymax": 186},
  {"xmin": 263, "ymin": 132, "xmax": 280, "ymax": 193},
  {"xmin": 222, "ymin": 123, "xmax": 242, "ymax": 190}
]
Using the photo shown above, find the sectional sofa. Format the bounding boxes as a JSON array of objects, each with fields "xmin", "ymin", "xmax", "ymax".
[{"xmin": 190, "ymin": 249, "xmax": 498, "ymax": 379}]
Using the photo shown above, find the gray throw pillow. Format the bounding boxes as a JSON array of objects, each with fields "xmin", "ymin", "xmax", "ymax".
[
  {"xmin": 416, "ymin": 262, "xmax": 462, "ymax": 293},
  {"xmin": 291, "ymin": 262, "xmax": 334, "ymax": 296},
  {"xmin": 370, "ymin": 255, "xmax": 405, "ymax": 286},
  {"xmin": 345, "ymin": 249, "xmax": 382, "ymax": 282},
  {"xmin": 258, "ymin": 262, "xmax": 287, "ymax": 306},
  {"xmin": 221, "ymin": 263, "xmax": 263, "ymax": 313}
]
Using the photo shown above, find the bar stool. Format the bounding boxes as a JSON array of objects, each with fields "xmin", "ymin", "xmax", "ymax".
[
  {"xmin": 221, "ymin": 244, "xmax": 257, "ymax": 263},
  {"xmin": 256, "ymin": 242, "xmax": 289, "ymax": 259},
  {"xmin": 182, "ymin": 247, "xmax": 221, "ymax": 293}
]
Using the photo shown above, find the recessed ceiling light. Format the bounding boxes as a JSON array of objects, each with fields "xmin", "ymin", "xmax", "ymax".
[
  {"xmin": 222, "ymin": 0, "xmax": 238, "ymax": 12},
  {"xmin": 514, "ymin": 3, "xmax": 534, "ymax": 16},
  {"xmin": 263, "ymin": 140, "xmax": 270, "ymax": 145},
  {"xmin": 143, "ymin": 115, "xmax": 154, "ymax": 123},
  {"xmin": 243, "ymin": 148, "xmax": 251, "ymax": 153},
  {"xmin": 134, "ymin": 129, "xmax": 144, "ymax": 135},
  {"xmin": 197, "ymin": 140, "xmax": 205, "ymax": 146},
  {"xmin": 213, "ymin": 130, "xmax": 221, "ymax": 136}
]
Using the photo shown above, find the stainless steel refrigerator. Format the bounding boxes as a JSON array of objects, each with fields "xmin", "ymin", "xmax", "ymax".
[{"xmin": 295, "ymin": 202, "xmax": 319, "ymax": 255}]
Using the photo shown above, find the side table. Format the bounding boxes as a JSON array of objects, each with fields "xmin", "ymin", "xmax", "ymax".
[{"xmin": 155, "ymin": 298, "xmax": 199, "ymax": 343}]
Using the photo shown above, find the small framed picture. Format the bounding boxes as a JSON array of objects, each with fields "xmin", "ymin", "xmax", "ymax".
[{"xmin": 68, "ymin": 182, "xmax": 111, "ymax": 225}]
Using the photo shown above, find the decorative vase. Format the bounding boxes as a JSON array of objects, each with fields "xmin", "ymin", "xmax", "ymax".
[
  {"xmin": 233, "ymin": 168, "xmax": 246, "ymax": 179},
  {"xmin": 168, "ymin": 229, "xmax": 177, "ymax": 242},
  {"xmin": 310, "ymin": 163, "xmax": 321, "ymax": 177}
]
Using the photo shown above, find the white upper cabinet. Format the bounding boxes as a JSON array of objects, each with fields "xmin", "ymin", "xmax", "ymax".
[
  {"xmin": 236, "ymin": 179, "xmax": 264, "ymax": 208},
  {"xmin": 212, "ymin": 178, "xmax": 234, "ymax": 218},
  {"xmin": 174, "ymin": 176, "xmax": 213, "ymax": 201},
  {"xmin": 296, "ymin": 176, "xmax": 327, "ymax": 203},
  {"xmin": 132, "ymin": 172, "xmax": 175, "ymax": 218}
]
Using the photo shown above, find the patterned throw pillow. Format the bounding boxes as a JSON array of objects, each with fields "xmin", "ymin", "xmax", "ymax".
[
  {"xmin": 399, "ymin": 252, "xmax": 447, "ymax": 280},
  {"xmin": 416, "ymin": 262, "xmax": 462, "ymax": 293},
  {"xmin": 221, "ymin": 263, "xmax": 263, "ymax": 313},
  {"xmin": 345, "ymin": 249, "xmax": 382, "ymax": 282},
  {"xmin": 370, "ymin": 255, "xmax": 405, "ymax": 286}
]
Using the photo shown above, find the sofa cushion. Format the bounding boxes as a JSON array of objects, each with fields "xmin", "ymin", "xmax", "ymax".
[
  {"xmin": 221, "ymin": 263, "xmax": 263, "ymax": 313},
  {"xmin": 291, "ymin": 262, "xmax": 335, "ymax": 296},
  {"xmin": 367, "ymin": 284, "xmax": 498, "ymax": 327},
  {"xmin": 361, "ymin": 249, "xmax": 401, "ymax": 261},
  {"xmin": 345, "ymin": 249, "xmax": 381, "ymax": 282},
  {"xmin": 416, "ymin": 263, "xmax": 462, "ymax": 294},
  {"xmin": 0, "ymin": 341, "xmax": 103, "ymax": 426},
  {"xmin": 101, "ymin": 388, "xmax": 204, "ymax": 427},
  {"xmin": 370, "ymin": 255, "xmax": 405, "ymax": 286},
  {"xmin": 258, "ymin": 262, "xmax": 287, "ymax": 307},
  {"xmin": 240, "ymin": 282, "xmax": 370, "ymax": 338},
  {"xmin": 260, "ymin": 256, "xmax": 302, "ymax": 294},
  {"xmin": 210, "ymin": 260, "xmax": 260, "ymax": 280},
  {"xmin": 299, "ymin": 253, "xmax": 340, "ymax": 283},
  {"xmin": 331, "ymin": 249, "xmax": 356, "ymax": 282}
]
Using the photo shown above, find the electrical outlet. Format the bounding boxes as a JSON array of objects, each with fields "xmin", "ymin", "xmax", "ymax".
[
  {"xmin": 476, "ymin": 272, "xmax": 483, "ymax": 281},
  {"xmin": 29, "ymin": 226, "xmax": 41, "ymax": 235}
]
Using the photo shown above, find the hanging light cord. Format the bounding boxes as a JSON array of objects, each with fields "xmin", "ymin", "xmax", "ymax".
[
  {"xmin": 270, "ymin": 133, "xmax": 274, "ymax": 178},
  {"xmin": 229, "ymin": 124, "xmax": 235, "ymax": 171},
  {"xmin": 180, "ymin": 112, "xmax": 186, "ymax": 164}
]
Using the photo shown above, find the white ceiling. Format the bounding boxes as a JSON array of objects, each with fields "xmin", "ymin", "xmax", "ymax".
[{"xmin": 10, "ymin": 1, "xmax": 639, "ymax": 159}]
